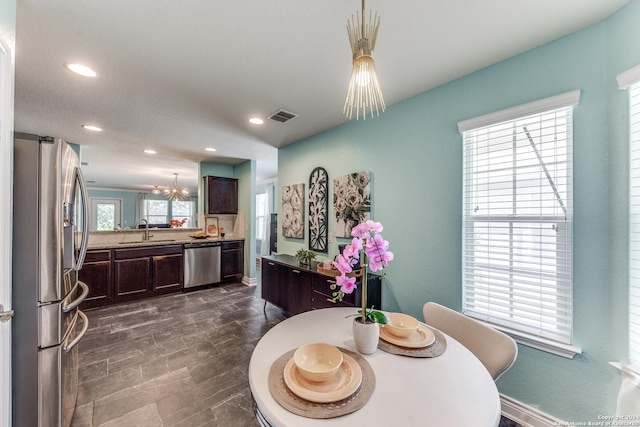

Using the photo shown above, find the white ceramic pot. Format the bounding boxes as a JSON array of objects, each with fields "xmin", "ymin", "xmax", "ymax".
[{"xmin": 352, "ymin": 317, "xmax": 379, "ymax": 354}]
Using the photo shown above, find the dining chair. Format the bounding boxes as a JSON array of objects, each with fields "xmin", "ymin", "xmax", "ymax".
[{"xmin": 422, "ymin": 302, "xmax": 517, "ymax": 381}]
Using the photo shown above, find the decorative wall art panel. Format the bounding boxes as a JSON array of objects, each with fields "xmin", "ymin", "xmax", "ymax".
[
  {"xmin": 333, "ymin": 171, "xmax": 371, "ymax": 238},
  {"xmin": 282, "ymin": 183, "xmax": 304, "ymax": 239},
  {"xmin": 308, "ymin": 167, "xmax": 329, "ymax": 252}
]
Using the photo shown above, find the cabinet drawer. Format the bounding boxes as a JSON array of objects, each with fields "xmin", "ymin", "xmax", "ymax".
[
  {"xmin": 312, "ymin": 290, "xmax": 354, "ymax": 309},
  {"xmin": 115, "ymin": 244, "xmax": 182, "ymax": 259},
  {"xmin": 221, "ymin": 240, "xmax": 243, "ymax": 250},
  {"xmin": 84, "ymin": 249, "xmax": 111, "ymax": 263},
  {"xmin": 312, "ymin": 275, "xmax": 356, "ymax": 306}
]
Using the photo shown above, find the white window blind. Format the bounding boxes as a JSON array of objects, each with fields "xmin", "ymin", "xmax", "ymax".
[
  {"xmin": 462, "ymin": 104, "xmax": 574, "ymax": 345},
  {"xmin": 629, "ymin": 82, "xmax": 640, "ymax": 364}
]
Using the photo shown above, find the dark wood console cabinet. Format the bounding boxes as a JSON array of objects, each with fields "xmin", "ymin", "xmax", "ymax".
[
  {"xmin": 261, "ymin": 254, "xmax": 381, "ymax": 316},
  {"xmin": 205, "ymin": 176, "xmax": 238, "ymax": 214}
]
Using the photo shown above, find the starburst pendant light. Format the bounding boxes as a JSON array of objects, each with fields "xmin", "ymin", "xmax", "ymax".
[
  {"xmin": 344, "ymin": 0, "xmax": 385, "ymax": 120},
  {"xmin": 164, "ymin": 173, "xmax": 189, "ymax": 201}
]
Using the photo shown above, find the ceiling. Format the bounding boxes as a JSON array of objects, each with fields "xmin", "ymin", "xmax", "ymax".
[{"xmin": 14, "ymin": 0, "xmax": 629, "ymax": 194}]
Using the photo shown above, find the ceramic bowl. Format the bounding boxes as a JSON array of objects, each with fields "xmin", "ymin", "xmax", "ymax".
[
  {"xmin": 293, "ymin": 343, "xmax": 343, "ymax": 382},
  {"xmin": 384, "ymin": 313, "xmax": 420, "ymax": 338}
]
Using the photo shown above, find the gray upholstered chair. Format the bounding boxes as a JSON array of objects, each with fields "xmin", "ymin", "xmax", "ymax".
[{"xmin": 422, "ymin": 302, "xmax": 517, "ymax": 381}]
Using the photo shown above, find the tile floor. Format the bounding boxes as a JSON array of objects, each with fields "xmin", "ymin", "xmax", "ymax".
[
  {"xmin": 71, "ymin": 281, "xmax": 520, "ymax": 427},
  {"xmin": 72, "ymin": 283, "xmax": 286, "ymax": 427}
]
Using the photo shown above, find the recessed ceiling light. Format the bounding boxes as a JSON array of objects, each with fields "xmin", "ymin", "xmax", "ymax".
[
  {"xmin": 143, "ymin": 149, "xmax": 157, "ymax": 154},
  {"xmin": 64, "ymin": 63, "xmax": 97, "ymax": 77},
  {"xmin": 249, "ymin": 117, "xmax": 264, "ymax": 125},
  {"xmin": 82, "ymin": 125, "xmax": 102, "ymax": 131},
  {"xmin": 205, "ymin": 147, "xmax": 217, "ymax": 152}
]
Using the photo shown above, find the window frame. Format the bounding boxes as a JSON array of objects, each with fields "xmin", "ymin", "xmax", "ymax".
[
  {"xmin": 141, "ymin": 198, "xmax": 196, "ymax": 227},
  {"xmin": 458, "ymin": 91, "xmax": 582, "ymax": 359},
  {"xmin": 619, "ymin": 64, "xmax": 640, "ymax": 366}
]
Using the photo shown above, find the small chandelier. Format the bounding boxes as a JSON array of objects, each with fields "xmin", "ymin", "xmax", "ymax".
[
  {"xmin": 344, "ymin": 0, "xmax": 385, "ymax": 120},
  {"xmin": 152, "ymin": 185, "xmax": 160, "ymax": 194},
  {"xmin": 164, "ymin": 173, "xmax": 189, "ymax": 201}
]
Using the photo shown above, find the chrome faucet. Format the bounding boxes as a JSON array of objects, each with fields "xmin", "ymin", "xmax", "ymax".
[{"xmin": 135, "ymin": 218, "xmax": 152, "ymax": 241}]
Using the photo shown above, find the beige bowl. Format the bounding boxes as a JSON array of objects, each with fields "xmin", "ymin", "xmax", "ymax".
[
  {"xmin": 293, "ymin": 343, "xmax": 343, "ymax": 382},
  {"xmin": 385, "ymin": 313, "xmax": 420, "ymax": 338}
]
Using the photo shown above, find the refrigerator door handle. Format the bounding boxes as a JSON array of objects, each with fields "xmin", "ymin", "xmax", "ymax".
[
  {"xmin": 75, "ymin": 166, "xmax": 90, "ymax": 270},
  {"xmin": 63, "ymin": 310, "xmax": 88, "ymax": 352},
  {"xmin": 0, "ymin": 304, "xmax": 14, "ymax": 323},
  {"xmin": 62, "ymin": 281, "xmax": 89, "ymax": 313}
]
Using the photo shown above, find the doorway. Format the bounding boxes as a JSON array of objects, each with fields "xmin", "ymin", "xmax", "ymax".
[{"xmin": 90, "ymin": 198, "xmax": 123, "ymax": 231}]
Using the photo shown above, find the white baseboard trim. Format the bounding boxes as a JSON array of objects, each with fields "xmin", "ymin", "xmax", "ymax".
[
  {"xmin": 501, "ymin": 394, "xmax": 563, "ymax": 427},
  {"xmin": 242, "ymin": 276, "xmax": 257, "ymax": 287}
]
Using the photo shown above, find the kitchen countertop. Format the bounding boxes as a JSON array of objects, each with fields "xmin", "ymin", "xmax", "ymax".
[{"xmin": 88, "ymin": 237, "xmax": 244, "ymax": 250}]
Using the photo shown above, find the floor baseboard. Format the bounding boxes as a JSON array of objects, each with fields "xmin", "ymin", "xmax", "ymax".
[
  {"xmin": 501, "ymin": 394, "xmax": 563, "ymax": 427},
  {"xmin": 242, "ymin": 275, "xmax": 257, "ymax": 286}
]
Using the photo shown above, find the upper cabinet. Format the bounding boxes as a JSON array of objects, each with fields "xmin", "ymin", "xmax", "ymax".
[{"xmin": 205, "ymin": 176, "xmax": 238, "ymax": 214}]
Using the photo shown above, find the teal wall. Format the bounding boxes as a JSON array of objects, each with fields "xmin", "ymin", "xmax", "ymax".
[
  {"xmin": 278, "ymin": 1, "xmax": 640, "ymax": 421},
  {"xmin": 235, "ymin": 160, "xmax": 256, "ymax": 280},
  {"xmin": 87, "ymin": 189, "xmax": 138, "ymax": 228},
  {"xmin": 0, "ymin": 0, "xmax": 15, "ymax": 54},
  {"xmin": 200, "ymin": 160, "xmax": 257, "ymax": 281},
  {"xmin": 200, "ymin": 162, "xmax": 234, "ymax": 180}
]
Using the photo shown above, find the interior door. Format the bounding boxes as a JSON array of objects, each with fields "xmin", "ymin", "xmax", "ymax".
[{"xmin": 0, "ymin": 29, "xmax": 14, "ymax": 427}]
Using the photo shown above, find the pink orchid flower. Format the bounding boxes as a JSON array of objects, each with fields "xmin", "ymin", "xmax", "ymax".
[
  {"xmin": 332, "ymin": 254, "xmax": 353, "ymax": 274},
  {"xmin": 332, "ymin": 220, "xmax": 393, "ymax": 301},
  {"xmin": 336, "ymin": 275, "xmax": 357, "ymax": 294}
]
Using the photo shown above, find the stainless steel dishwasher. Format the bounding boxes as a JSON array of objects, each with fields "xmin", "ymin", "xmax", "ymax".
[{"xmin": 183, "ymin": 241, "xmax": 222, "ymax": 289}]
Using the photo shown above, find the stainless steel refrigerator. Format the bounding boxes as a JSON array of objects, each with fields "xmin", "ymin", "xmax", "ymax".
[{"xmin": 12, "ymin": 134, "xmax": 91, "ymax": 427}]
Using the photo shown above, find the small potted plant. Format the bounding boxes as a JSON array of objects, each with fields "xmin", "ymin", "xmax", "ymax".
[
  {"xmin": 332, "ymin": 220, "xmax": 393, "ymax": 354},
  {"xmin": 294, "ymin": 248, "xmax": 316, "ymax": 266}
]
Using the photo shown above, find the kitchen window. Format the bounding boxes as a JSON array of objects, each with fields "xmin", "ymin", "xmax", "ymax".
[
  {"xmin": 619, "ymin": 64, "xmax": 640, "ymax": 365},
  {"xmin": 171, "ymin": 200, "xmax": 195, "ymax": 228},
  {"xmin": 458, "ymin": 90, "xmax": 580, "ymax": 357},
  {"xmin": 142, "ymin": 199, "xmax": 195, "ymax": 227},
  {"xmin": 144, "ymin": 199, "xmax": 169, "ymax": 224}
]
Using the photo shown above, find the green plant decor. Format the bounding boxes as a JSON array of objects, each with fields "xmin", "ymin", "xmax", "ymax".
[{"xmin": 294, "ymin": 248, "xmax": 316, "ymax": 265}]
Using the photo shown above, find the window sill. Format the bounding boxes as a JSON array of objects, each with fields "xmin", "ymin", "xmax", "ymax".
[
  {"xmin": 610, "ymin": 362, "xmax": 640, "ymax": 375},
  {"xmin": 490, "ymin": 324, "xmax": 582, "ymax": 359}
]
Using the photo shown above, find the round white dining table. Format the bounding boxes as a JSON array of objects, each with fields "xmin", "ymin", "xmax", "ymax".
[{"xmin": 248, "ymin": 307, "xmax": 501, "ymax": 427}]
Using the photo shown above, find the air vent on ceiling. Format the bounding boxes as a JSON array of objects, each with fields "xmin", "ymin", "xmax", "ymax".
[
  {"xmin": 267, "ymin": 109, "xmax": 299, "ymax": 123},
  {"xmin": 81, "ymin": 162, "xmax": 89, "ymax": 166}
]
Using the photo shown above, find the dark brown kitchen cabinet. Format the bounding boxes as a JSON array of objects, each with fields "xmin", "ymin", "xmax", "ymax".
[
  {"xmin": 152, "ymin": 253, "xmax": 183, "ymax": 291},
  {"xmin": 261, "ymin": 254, "xmax": 380, "ymax": 315},
  {"xmin": 81, "ymin": 244, "xmax": 183, "ymax": 308},
  {"xmin": 114, "ymin": 257, "xmax": 151, "ymax": 298},
  {"xmin": 205, "ymin": 176, "xmax": 238, "ymax": 214},
  {"xmin": 78, "ymin": 249, "xmax": 113, "ymax": 309},
  {"xmin": 221, "ymin": 240, "xmax": 244, "ymax": 282}
]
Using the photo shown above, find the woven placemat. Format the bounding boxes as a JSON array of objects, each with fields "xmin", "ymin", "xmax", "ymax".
[
  {"xmin": 377, "ymin": 323, "xmax": 447, "ymax": 358},
  {"xmin": 268, "ymin": 347, "xmax": 375, "ymax": 419}
]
